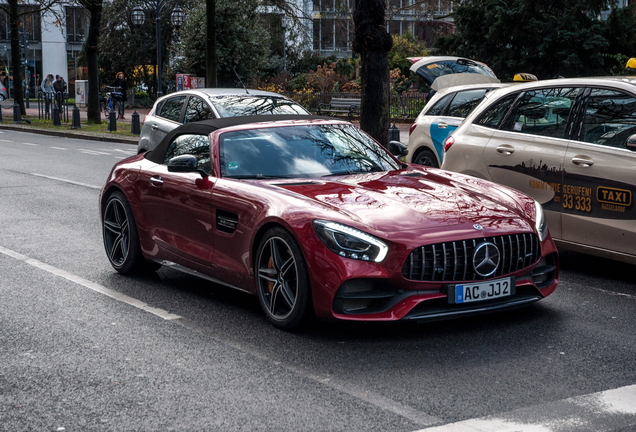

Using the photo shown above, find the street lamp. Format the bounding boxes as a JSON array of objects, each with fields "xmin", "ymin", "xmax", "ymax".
[{"xmin": 132, "ymin": 1, "xmax": 185, "ymax": 98}]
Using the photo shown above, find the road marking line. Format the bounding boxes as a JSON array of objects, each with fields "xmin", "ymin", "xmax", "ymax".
[
  {"xmin": 0, "ymin": 243, "xmax": 441, "ymax": 427},
  {"xmin": 588, "ymin": 286, "xmax": 636, "ymax": 300},
  {"xmin": 30, "ymin": 173, "xmax": 101, "ymax": 190},
  {"xmin": 174, "ymin": 318, "xmax": 441, "ymax": 427},
  {"xmin": 413, "ymin": 384, "xmax": 636, "ymax": 432},
  {"xmin": 0, "ymin": 139, "xmax": 12, "ymax": 142},
  {"xmin": 22, "ymin": 143, "xmax": 37, "ymax": 146},
  {"xmin": 0, "ymin": 244, "xmax": 181, "ymax": 321},
  {"xmin": 51, "ymin": 147, "xmax": 68, "ymax": 150},
  {"xmin": 79, "ymin": 149, "xmax": 111, "ymax": 155}
]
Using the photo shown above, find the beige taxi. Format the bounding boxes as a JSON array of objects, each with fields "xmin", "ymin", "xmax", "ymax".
[{"xmin": 441, "ymin": 77, "xmax": 636, "ymax": 265}]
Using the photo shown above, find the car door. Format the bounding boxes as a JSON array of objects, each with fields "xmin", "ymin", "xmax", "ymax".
[
  {"xmin": 139, "ymin": 133, "xmax": 216, "ymax": 266},
  {"xmin": 561, "ymin": 87, "xmax": 636, "ymax": 256},
  {"xmin": 482, "ymin": 87, "xmax": 580, "ymax": 241},
  {"xmin": 147, "ymin": 95, "xmax": 187, "ymax": 148}
]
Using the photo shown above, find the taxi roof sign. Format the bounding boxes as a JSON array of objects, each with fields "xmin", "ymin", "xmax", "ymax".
[
  {"xmin": 626, "ymin": 58, "xmax": 636, "ymax": 70},
  {"xmin": 513, "ymin": 73, "xmax": 538, "ymax": 82}
]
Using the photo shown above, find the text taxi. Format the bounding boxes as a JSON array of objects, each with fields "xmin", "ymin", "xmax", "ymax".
[{"xmin": 441, "ymin": 77, "xmax": 636, "ymax": 265}]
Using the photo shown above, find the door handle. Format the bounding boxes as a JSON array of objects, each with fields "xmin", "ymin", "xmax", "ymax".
[
  {"xmin": 496, "ymin": 144, "xmax": 515, "ymax": 155},
  {"xmin": 438, "ymin": 122, "xmax": 448, "ymax": 129},
  {"xmin": 151, "ymin": 124, "xmax": 159, "ymax": 131},
  {"xmin": 571, "ymin": 156, "xmax": 594, "ymax": 167},
  {"xmin": 150, "ymin": 176, "xmax": 163, "ymax": 186}
]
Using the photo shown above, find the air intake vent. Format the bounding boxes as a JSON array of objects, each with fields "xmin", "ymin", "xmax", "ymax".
[
  {"xmin": 216, "ymin": 209, "xmax": 238, "ymax": 234},
  {"xmin": 402, "ymin": 233, "xmax": 540, "ymax": 282}
]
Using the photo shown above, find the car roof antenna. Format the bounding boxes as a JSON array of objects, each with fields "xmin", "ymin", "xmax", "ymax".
[{"xmin": 233, "ymin": 67, "xmax": 249, "ymax": 94}]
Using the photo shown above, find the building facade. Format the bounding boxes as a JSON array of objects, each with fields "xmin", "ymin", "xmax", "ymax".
[
  {"xmin": 308, "ymin": 0, "xmax": 456, "ymax": 57},
  {"xmin": 0, "ymin": 2, "xmax": 87, "ymax": 97}
]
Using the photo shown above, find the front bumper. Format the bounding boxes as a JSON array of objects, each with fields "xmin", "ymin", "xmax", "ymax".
[{"xmin": 305, "ymin": 230, "xmax": 559, "ymax": 322}]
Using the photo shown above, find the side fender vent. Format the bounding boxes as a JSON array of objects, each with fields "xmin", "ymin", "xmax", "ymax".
[{"xmin": 216, "ymin": 209, "xmax": 238, "ymax": 234}]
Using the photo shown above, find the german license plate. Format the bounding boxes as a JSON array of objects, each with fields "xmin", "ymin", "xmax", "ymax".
[{"xmin": 449, "ymin": 277, "xmax": 515, "ymax": 304}]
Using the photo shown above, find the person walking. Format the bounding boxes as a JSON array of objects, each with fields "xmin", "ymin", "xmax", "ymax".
[
  {"xmin": 111, "ymin": 72, "xmax": 128, "ymax": 119},
  {"xmin": 53, "ymin": 74, "xmax": 66, "ymax": 112},
  {"xmin": 41, "ymin": 74, "xmax": 54, "ymax": 115}
]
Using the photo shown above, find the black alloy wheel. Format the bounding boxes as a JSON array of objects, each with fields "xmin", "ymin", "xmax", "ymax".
[
  {"xmin": 103, "ymin": 191, "xmax": 159, "ymax": 274},
  {"xmin": 255, "ymin": 227, "xmax": 312, "ymax": 330},
  {"xmin": 414, "ymin": 149, "xmax": 439, "ymax": 168}
]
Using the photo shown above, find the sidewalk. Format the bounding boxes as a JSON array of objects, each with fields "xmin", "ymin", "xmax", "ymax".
[
  {"xmin": 0, "ymin": 103, "xmax": 413, "ymax": 144},
  {"xmin": 5, "ymin": 103, "xmax": 152, "ymax": 124},
  {"xmin": 0, "ymin": 103, "xmax": 150, "ymax": 144}
]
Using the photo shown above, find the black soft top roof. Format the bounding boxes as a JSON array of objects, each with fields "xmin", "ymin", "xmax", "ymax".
[{"xmin": 145, "ymin": 114, "xmax": 337, "ymax": 164}]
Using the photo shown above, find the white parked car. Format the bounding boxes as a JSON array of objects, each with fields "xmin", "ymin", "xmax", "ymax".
[
  {"xmin": 441, "ymin": 77, "xmax": 636, "ymax": 265},
  {"xmin": 137, "ymin": 88, "xmax": 310, "ymax": 153},
  {"xmin": 406, "ymin": 83, "xmax": 508, "ymax": 167}
]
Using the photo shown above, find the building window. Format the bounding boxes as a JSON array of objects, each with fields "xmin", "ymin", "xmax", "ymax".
[
  {"xmin": 335, "ymin": 19, "xmax": 348, "ymax": 49},
  {"xmin": 66, "ymin": 7, "xmax": 87, "ymax": 43},
  {"xmin": 20, "ymin": 7, "xmax": 42, "ymax": 41}
]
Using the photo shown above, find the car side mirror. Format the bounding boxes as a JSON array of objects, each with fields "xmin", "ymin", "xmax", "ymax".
[
  {"xmin": 167, "ymin": 154, "xmax": 208, "ymax": 177},
  {"xmin": 627, "ymin": 134, "xmax": 636, "ymax": 151},
  {"xmin": 388, "ymin": 141, "xmax": 408, "ymax": 157}
]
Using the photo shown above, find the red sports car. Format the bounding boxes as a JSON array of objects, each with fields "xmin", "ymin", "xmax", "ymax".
[{"xmin": 100, "ymin": 115, "xmax": 558, "ymax": 330}]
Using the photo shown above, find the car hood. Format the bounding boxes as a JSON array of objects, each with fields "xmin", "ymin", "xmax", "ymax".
[{"xmin": 268, "ymin": 169, "xmax": 531, "ymax": 234}]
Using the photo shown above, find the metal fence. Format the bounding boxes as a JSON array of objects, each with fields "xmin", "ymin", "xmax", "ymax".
[
  {"xmin": 281, "ymin": 91, "xmax": 427, "ymax": 121},
  {"xmin": 37, "ymin": 91, "xmax": 70, "ymax": 122}
]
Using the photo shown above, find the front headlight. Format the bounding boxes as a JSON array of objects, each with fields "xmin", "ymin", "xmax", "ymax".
[
  {"xmin": 534, "ymin": 200, "xmax": 548, "ymax": 242},
  {"xmin": 312, "ymin": 220, "xmax": 388, "ymax": 263}
]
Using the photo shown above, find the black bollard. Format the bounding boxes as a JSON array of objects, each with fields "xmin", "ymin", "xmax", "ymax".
[
  {"xmin": 107, "ymin": 109, "xmax": 117, "ymax": 132},
  {"xmin": 131, "ymin": 110, "xmax": 140, "ymax": 135},
  {"xmin": 13, "ymin": 102, "xmax": 22, "ymax": 123},
  {"xmin": 71, "ymin": 105, "xmax": 81, "ymax": 129},
  {"xmin": 388, "ymin": 123, "xmax": 400, "ymax": 143},
  {"xmin": 52, "ymin": 104, "xmax": 61, "ymax": 126},
  {"xmin": 0, "ymin": 105, "xmax": 3, "ymax": 122}
]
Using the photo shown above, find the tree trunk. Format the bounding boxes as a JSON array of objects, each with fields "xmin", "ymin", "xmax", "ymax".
[
  {"xmin": 81, "ymin": 0, "xmax": 103, "ymax": 124},
  {"xmin": 8, "ymin": 0, "xmax": 24, "ymax": 115},
  {"xmin": 353, "ymin": 0, "xmax": 392, "ymax": 146},
  {"xmin": 206, "ymin": 0, "xmax": 217, "ymax": 87}
]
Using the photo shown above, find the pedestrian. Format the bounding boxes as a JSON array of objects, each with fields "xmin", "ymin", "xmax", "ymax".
[
  {"xmin": 53, "ymin": 74, "xmax": 66, "ymax": 111},
  {"xmin": 41, "ymin": 74, "xmax": 54, "ymax": 115},
  {"xmin": 111, "ymin": 71, "xmax": 128, "ymax": 119}
]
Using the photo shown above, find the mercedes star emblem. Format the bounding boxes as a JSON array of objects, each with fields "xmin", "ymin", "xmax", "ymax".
[
  {"xmin": 473, "ymin": 224, "xmax": 483, "ymax": 230},
  {"xmin": 473, "ymin": 242, "xmax": 500, "ymax": 277}
]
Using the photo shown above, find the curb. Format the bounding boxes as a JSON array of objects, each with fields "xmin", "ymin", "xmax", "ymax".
[{"xmin": 0, "ymin": 124, "xmax": 138, "ymax": 145}]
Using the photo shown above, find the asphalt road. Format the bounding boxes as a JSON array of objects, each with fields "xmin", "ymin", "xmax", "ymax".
[{"xmin": 0, "ymin": 129, "xmax": 635, "ymax": 431}]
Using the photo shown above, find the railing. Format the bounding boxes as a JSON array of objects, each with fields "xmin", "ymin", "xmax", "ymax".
[
  {"xmin": 281, "ymin": 91, "xmax": 427, "ymax": 121},
  {"xmin": 37, "ymin": 91, "xmax": 70, "ymax": 122}
]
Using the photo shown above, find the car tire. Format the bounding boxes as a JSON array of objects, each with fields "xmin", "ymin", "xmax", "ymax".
[
  {"xmin": 0, "ymin": 94, "xmax": 5, "ymax": 101},
  {"xmin": 102, "ymin": 191, "xmax": 160, "ymax": 274},
  {"xmin": 255, "ymin": 227, "xmax": 313, "ymax": 330},
  {"xmin": 413, "ymin": 149, "xmax": 439, "ymax": 168}
]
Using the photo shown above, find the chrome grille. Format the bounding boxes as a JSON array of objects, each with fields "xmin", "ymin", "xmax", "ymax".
[{"xmin": 402, "ymin": 233, "xmax": 541, "ymax": 282}]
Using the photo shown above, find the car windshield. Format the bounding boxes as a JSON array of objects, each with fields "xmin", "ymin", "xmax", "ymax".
[
  {"xmin": 219, "ymin": 124, "xmax": 401, "ymax": 179},
  {"xmin": 209, "ymin": 96, "xmax": 308, "ymax": 117}
]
